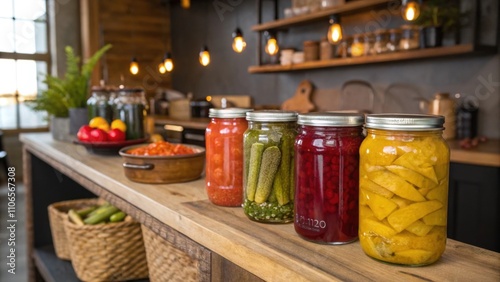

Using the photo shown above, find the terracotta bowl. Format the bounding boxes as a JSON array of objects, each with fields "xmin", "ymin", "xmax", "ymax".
[{"xmin": 119, "ymin": 144, "xmax": 205, "ymax": 184}]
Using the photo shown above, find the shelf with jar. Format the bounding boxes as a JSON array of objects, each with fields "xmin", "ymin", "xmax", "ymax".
[{"xmin": 249, "ymin": 0, "xmax": 498, "ymax": 74}]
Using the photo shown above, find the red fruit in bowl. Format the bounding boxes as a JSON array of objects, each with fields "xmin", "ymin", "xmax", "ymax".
[
  {"xmin": 89, "ymin": 128, "xmax": 108, "ymax": 142},
  {"xmin": 77, "ymin": 125, "xmax": 93, "ymax": 142},
  {"xmin": 108, "ymin": 128, "xmax": 126, "ymax": 142}
]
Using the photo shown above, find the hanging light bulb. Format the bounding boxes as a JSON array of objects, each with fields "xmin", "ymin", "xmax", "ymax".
[
  {"xmin": 199, "ymin": 46, "xmax": 210, "ymax": 66},
  {"xmin": 327, "ymin": 15, "xmax": 343, "ymax": 44},
  {"xmin": 163, "ymin": 52, "xmax": 174, "ymax": 72},
  {"xmin": 232, "ymin": 28, "xmax": 247, "ymax": 53},
  {"xmin": 158, "ymin": 61, "xmax": 166, "ymax": 74},
  {"xmin": 401, "ymin": 0, "xmax": 420, "ymax": 21},
  {"xmin": 181, "ymin": 0, "xmax": 190, "ymax": 9},
  {"xmin": 129, "ymin": 57, "xmax": 139, "ymax": 75},
  {"xmin": 264, "ymin": 31, "xmax": 279, "ymax": 56}
]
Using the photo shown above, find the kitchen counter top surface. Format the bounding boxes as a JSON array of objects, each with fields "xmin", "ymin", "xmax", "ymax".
[
  {"xmin": 21, "ymin": 133, "xmax": 500, "ymax": 281},
  {"xmin": 152, "ymin": 114, "xmax": 500, "ymax": 167}
]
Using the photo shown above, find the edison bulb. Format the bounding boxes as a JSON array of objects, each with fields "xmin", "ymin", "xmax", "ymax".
[
  {"xmin": 158, "ymin": 62, "xmax": 166, "ymax": 74},
  {"xmin": 130, "ymin": 59, "xmax": 139, "ymax": 75},
  {"xmin": 265, "ymin": 37, "xmax": 279, "ymax": 56},
  {"xmin": 164, "ymin": 58, "xmax": 174, "ymax": 72},
  {"xmin": 327, "ymin": 23, "xmax": 343, "ymax": 44},
  {"xmin": 199, "ymin": 50, "xmax": 210, "ymax": 66},
  {"xmin": 402, "ymin": 1, "xmax": 420, "ymax": 21},
  {"xmin": 232, "ymin": 35, "xmax": 247, "ymax": 53}
]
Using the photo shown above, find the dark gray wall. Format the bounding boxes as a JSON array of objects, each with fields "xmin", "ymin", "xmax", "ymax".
[{"xmin": 171, "ymin": 0, "xmax": 499, "ymax": 138}]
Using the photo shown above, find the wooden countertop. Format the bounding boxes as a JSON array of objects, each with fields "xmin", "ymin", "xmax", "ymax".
[
  {"xmin": 152, "ymin": 113, "xmax": 500, "ymax": 167},
  {"xmin": 21, "ymin": 133, "xmax": 500, "ymax": 281}
]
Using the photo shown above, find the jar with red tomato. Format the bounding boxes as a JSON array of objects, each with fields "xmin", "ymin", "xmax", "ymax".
[
  {"xmin": 294, "ymin": 112, "xmax": 364, "ymax": 244},
  {"xmin": 205, "ymin": 108, "xmax": 252, "ymax": 207}
]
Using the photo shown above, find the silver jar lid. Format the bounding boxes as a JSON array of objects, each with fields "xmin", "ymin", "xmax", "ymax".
[
  {"xmin": 365, "ymin": 114, "xmax": 444, "ymax": 131},
  {"xmin": 246, "ymin": 110, "xmax": 298, "ymax": 122},
  {"xmin": 209, "ymin": 108, "xmax": 253, "ymax": 118},
  {"xmin": 298, "ymin": 112, "xmax": 364, "ymax": 126}
]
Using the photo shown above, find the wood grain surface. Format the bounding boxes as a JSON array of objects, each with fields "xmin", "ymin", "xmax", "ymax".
[{"xmin": 21, "ymin": 133, "xmax": 500, "ymax": 281}]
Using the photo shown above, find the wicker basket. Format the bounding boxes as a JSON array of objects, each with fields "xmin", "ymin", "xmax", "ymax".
[
  {"xmin": 47, "ymin": 198, "xmax": 100, "ymax": 260},
  {"xmin": 141, "ymin": 225, "xmax": 199, "ymax": 282},
  {"xmin": 64, "ymin": 216, "xmax": 149, "ymax": 281}
]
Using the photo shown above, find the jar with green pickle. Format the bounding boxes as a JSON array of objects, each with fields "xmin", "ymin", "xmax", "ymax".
[
  {"xmin": 243, "ymin": 110, "xmax": 298, "ymax": 223},
  {"xmin": 87, "ymin": 86, "xmax": 114, "ymax": 124},
  {"xmin": 359, "ymin": 114, "xmax": 449, "ymax": 266},
  {"xmin": 113, "ymin": 88, "xmax": 148, "ymax": 140}
]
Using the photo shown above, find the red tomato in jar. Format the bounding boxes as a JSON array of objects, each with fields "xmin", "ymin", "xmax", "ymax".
[
  {"xmin": 89, "ymin": 128, "xmax": 108, "ymax": 142},
  {"xmin": 77, "ymin": 125, "xmax": 93, "ymax": 142},
  {"xmin": 107, "ymin": 128, "xmax": 126, "ymax": 142}
]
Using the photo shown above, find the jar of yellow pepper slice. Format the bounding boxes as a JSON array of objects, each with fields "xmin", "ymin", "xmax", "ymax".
[{"xmin": 359, "ymin": 114, "xmax": 449, "ymax": 266}]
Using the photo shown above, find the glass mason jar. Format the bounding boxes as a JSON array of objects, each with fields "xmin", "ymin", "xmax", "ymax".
[
  {"xmin": 113, "ymin": 88, "xmax": 148, "ymax": 140},
  {"xmin": 87, "ymin": 86, "xmax": 113, "ymax": 124},
  {"xmin": 400, "ymin": 25, "xmax": 420, "ymax": 50},
  {"xmin": 350, "ymin": 33, "xmax": 365, "ymax": 57},
  {"xmin": 387, "ymin": 28, "xmax": 401, "ymax": 52},
  {"xmin": 374, "ymin": 29, "xmax": 389, "ymax": 54},
  {"xmin": 359, "ymin": 114, "xmax": 449, "ymax": 266},
  {"xmin": 205, "ymin": 108, "xmax": 252, "ymax": 207},
  {"xmin": 243, "ymin": 110, "xmax": 298, "ymax": 223},
  {"xmin": 294, "ymin": 112, "xmax": 364, "ymax": 244}
]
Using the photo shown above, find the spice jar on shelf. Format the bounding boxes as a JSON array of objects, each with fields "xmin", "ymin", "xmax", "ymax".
[
  {"xmin": 400, "ymin": 25, "xmax": 421, "ymax": 50},
  {"xmin": 387, "ymin": 28, "xmax": 402, "ymax": 52},
  {"xmin": 350, "ymin": 33, "xmax": 365, "ymax": 57},
  {"xmin": 243, "ymin": 110, "xmax": 298, "ymax": 223},
  {"xmin": 337, "ymin": 36, "xmax": 352, "ymax": 58},
  {"xmin": 374, "ymin": 29, "xmax": 389, "ymax": 54},
  {"xmin": 304, "ymin": 40, "xmax": 320, "ymax": 61},
  {"xmin": 320, "ymin": 37, "xmax": 333, "ymax": 60},
  {"xmin": 294, "ymin": 112, "xmax": 364, "ymax": 244},
  {"xmin": 206, "ymin": 108, "xmax": 253, "ymax": 207},
  {"xmin": 113, "ymin": 88, "xmax": 148, "ymax": 140},
  {"xmin": 359, "ymin": 114, "xmax": 449, "ymax": 266},
  {"xmin": 364, "ymin": 32, "xmax": 375, "ymax": 56}
]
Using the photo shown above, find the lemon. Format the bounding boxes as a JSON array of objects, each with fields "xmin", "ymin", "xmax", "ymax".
[
  {"xmin": 89, "ymin": 117, "xmax": 108, "ymax": 128},
  {"xmin": 97, "ymin": 123, "xmax": 110, "ymax": 132},
  {"xmin": 111, "ymin": 119, "xmax": 127, "ymax": 132}
]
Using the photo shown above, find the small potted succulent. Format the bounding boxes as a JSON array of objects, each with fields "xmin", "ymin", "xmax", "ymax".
[{"xmin": 415, "ymin": 0, "xmax": 462, "ymax": 48}]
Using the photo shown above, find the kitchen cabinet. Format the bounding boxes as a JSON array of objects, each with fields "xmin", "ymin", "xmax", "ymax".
[
  {"xmin": 448, "ymin": 162, "xmax": 500, "ymax": 252},
  {"xmin": 21, "ymin": 133, "xmax": 500, "ymax": 281},
  {"xmin": 249, "ymin": 0, "xmax": 498, "ymax": 74}
]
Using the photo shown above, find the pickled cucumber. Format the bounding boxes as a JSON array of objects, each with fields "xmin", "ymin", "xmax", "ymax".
[
  {"xmin": 254, "ymin": 146, "xmax": 281, "ymax": 204},
  {"xmin": 246, "ymin": 142, "xmax": 264, "ymax": 201}
]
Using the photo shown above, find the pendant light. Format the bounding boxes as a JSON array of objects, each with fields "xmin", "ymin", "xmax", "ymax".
[
  {"xmin": 199, "ymin": 46, "xmax": 210, "ymax": 66},
  {"xmin": 327, "ymin": 15, "xmax": 343, "ymax": 44},
  {"xmin": 163, "ymin": 52, "xmax": 174, "ymax": 72},
  {"xmin": 158, "ymin": 61, "xmax": 166, "ymax": 74},
  {"xmin": 232, "ymin": 28, "xmax": 247, "ymax": 53},
  {"xmin": 264, "ymin": 31, "xmax": 279, "ymax": 56},
  {"xmin": 129, "ymin": 57, "xmax": 139, "ymax": 75},
  {"xmin": 401, "ymin": 0, "xmax": 420, "ymax": 21}
]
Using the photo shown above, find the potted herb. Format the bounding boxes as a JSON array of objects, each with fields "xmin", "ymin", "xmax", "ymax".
[
  {"xmin": 415, "ymin": 0, "xmax": 462, "ymax": 48},
  {"xmin": 29, "ymin": 44, "xmax": 112, "ymax": 140}
]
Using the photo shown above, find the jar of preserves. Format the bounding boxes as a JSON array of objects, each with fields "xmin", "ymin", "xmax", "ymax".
[
  {"xmin": 243, "ymin": 110, "xmax": 298, "ymax": 223},
  {"xmin": 87, "ymin": 86, "xmax": 113, "ymax": 124},
  {"xmin": 294, "ymin": 112, "xmax": 364, "ymax": 244},
  {"xmin": 206, "ymin": 108, "xmax": 252, "ymax": 207},
  {"xmin": 359, "ymin": 114, "xmax": 449, "ymax": 266},
  {"xmin": 113, "ymin": 88, "xmax": 148, "ymax": 140}
]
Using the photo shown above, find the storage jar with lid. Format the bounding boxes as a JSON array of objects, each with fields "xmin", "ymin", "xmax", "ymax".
[
  {"xmin": 387, "ymin": 28, "xmax": 401, "ymax": 52},
  {"xmin": 359, "ymin": 114, "xmax": 449, "ymax": 266},
  {"xmin": 87, "ymin": 86, "xmax": 114, "ymax": 124},
  {"xmin": 206, "ymin": 108, "xmax": 252, "ymax": 207},
  {"xmin": 400, "ymin": 25, "xmax": 420, "ymax": 50},
  {"xmin": 304, "ymin": 40, "xmax": 320, "ymax": 61},
  {"xmin": 294, "ymin": 112, "xmax": 364, "ymax": 244},
  {"xmin": 374, "ymin": 29, "xmax": 389, "ymax": 54},
  {"xmin": 243, "ymin": 110, "xmax": 298, "ymax": 223},
  {"xmin": 113, "ymin": 88, "xmax": 148, "ymax": 140},
  {"xmin": 350, "ymin": 34, "xmax": 365, "ymax": 57}
]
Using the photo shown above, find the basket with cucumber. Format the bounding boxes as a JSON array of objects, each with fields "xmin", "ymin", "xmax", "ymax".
[{"xmin": 63, "ymin": 201, "xmax": 149, "ymax": 281}]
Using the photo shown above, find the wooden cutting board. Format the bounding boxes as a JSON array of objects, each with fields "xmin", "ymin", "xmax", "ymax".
[{"xmin": 281, "ymin": 80, "xmax": 315, "ymax": 113}]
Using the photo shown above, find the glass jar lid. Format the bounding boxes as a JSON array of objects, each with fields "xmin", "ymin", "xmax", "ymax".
[
  {"xmin": 246, "ymin": 110, "xmax": 298, "ymax": 122},
  {"xmin": 209, "ymin": 108, "xmax": 253, "ymax": 118},
  {"xmin": 365, "ymin": 114, "xmax": 444, "ymax": 131},
  {"xmin": 298, "ymin": 112, "xmax": 364, "ymax": 126}
]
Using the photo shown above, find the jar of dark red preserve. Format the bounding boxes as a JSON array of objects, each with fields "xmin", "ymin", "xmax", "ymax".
[
  {"xmin": 294, "ymin": 112, "xmax": 364, "ymax": 244},
  {"xmin": 205, "ymin": 108, "xmax": 252, "ymax": 207}
]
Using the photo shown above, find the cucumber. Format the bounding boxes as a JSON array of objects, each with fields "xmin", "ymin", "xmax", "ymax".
[
  {"xmin": 68, "ymin": 209, "xmax": 85, "ymax": 226},
  {"xmin": 246, "ymin": 142, "xmax": 264, "ymax": 201},
  {"xmin": 86, "ymin": 203, "xmax": 111, "ymax": 218},
  {"xmin": 254, "ymin": 146, "xmax": 281, "ymax": 204},
  {"xmin": 76, "ymin": 206, "xmax": 97, "ymax": 217},
  {"xmin": 83, "ymin": 206, "xmax": 120, "ymax": 225},
  {"xmin": 109, "ymin": 211, "xmax": 127, "ymax": 222}
]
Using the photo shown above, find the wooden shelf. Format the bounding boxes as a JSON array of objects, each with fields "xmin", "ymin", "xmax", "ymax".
[
  {"xmin": 252, "ymin": 0, "xmax": 391, "ymax": 31},
  {"xmin": 248, "ymin": 44, "xmax": 479, "ymax": 73}
]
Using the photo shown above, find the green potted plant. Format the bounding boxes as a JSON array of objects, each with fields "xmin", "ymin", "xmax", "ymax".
[
  {"xmin": 29, "ymin": 44, "xmax": 112, "ymax": 140},
  {"xmin": 415, "ymin": 0, "xmax": 462, "ymax": 48}
]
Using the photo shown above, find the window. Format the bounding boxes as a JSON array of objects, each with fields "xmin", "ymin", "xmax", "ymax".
[{"xmin": 0, "ymin": 0, "xmax": 49, "ymax": 130}]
